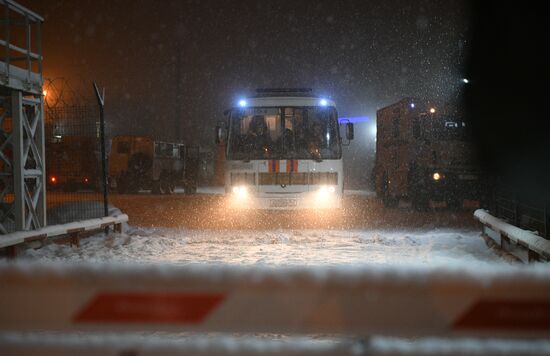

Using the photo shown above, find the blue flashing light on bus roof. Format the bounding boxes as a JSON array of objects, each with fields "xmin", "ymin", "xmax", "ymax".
[
  {"xmin": 338, "ymin": 116, "xmax": 369, "ymax": 124},
  {"xmin": 319, "ymin": 98, "xmax": 328, "ymax": 106},
  {"xmin": 238, "ymin": 99, "xmax": 247, "ymax": 107}
]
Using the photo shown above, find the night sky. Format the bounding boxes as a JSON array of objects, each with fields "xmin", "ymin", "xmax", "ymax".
[{"xmin": 24, "ymin": 0, "xmax": 468, "ymax": 148}]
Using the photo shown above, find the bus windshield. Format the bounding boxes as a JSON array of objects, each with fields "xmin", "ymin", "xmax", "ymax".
[{"xmin": 227, "ymin": 107, "xmax": 341, "ymax": 160}]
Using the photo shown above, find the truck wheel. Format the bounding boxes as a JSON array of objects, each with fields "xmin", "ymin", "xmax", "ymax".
[
  {"xmin": 167, "ymin": 177, "xmax": 176, "ymax": 194},
  {"xmin": 160, "ymin": 175, "xmax": 173, "ymax": 195},
  {"xmin": 152, "ymin": 180, "xmax": 162, "ymax": 194},
  {"xmin": 184, "ymin": 182, "xmax": 197, "ymax": 195}
]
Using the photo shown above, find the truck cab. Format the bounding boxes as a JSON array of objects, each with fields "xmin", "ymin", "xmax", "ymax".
[
  {"xmin": 109, "ymin": 136, "xmax": 198, "ymax": 194},
  {"xmin": 374, "ymin": 98, "xmax": 485, "ymax": 209}
]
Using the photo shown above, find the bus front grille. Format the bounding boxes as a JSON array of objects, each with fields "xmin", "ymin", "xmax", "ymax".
[{"xmin": 259, "ymin": 172, "xmax": 337, "ymax": 186}]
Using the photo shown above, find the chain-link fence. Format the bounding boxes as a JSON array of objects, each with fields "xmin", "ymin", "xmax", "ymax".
[
  {"xmin": 492, "ymin": 182, "xmax": 550, "ymax": 240},
  {"xmin": 45, "ymin": 104, "xmax": 107, "ymax": 225}
]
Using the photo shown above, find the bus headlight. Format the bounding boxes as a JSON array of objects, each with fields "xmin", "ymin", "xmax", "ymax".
[
  {"xmin": 319, "ymin": 185, "xmax": 336, "ymax": 197},
  {"xmin": 314, "ymin": 185, "xmax": 337, "ymax": 207},
  {"xmin": 318, "ymin": 185, "xmax": 336, "ymax": 195},
  {"xmin": 232, "ymin": 185, "xmax": 248, "ymax": 197}
]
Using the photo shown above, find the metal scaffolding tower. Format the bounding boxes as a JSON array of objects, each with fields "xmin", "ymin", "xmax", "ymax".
[{"xmin": 0, "ymin": 0, "xmax": 44, "ymax": 234}]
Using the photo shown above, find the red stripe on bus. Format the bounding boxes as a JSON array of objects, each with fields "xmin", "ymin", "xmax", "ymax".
[{"xmin": 286, "ymin": 160, "xmax": 298, "ymax": 172}]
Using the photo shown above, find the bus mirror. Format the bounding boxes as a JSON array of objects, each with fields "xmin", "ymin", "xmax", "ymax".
[{"xmin": 346, "ymin": 123, "xmax": 354, "ymax": 140}]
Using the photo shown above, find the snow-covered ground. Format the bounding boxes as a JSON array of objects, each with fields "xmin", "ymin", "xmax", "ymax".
[{"xmin": 20, "ymin": 226, "xmax": 505, "ymax": 266}]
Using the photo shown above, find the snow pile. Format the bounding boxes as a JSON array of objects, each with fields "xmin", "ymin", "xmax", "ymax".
[
  {"xmin": 371, "ymin": 336, "xmax": 550, "ymax": 355},
  {"xmin": 47, "ymin": 202, "xmax": 127, "ymax": 229},
  {"xmin": 0, "ymin": 332, "xmax": 346, "ymax": 355},
  {"xmin": 19, "ymin": 227, "xmax": 505, "ymax": 267},
  {"xmin": 2, "ymin": 332, "xmax": 550, "ymax": 355}
]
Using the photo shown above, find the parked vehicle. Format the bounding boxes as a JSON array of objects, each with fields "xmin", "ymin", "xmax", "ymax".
[
  {"xmin": 108, "ymin": 135, "xmax": 199, "ymax": 194},
  {"xmin": 46, "ymin": 136, "xmax": 100, "ymax": 192},
  {"xmin": 374, "ymin": 98, "xmax": 486, "ymax": 209}
]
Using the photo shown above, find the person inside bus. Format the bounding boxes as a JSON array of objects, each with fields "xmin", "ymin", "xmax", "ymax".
[
  {"xmin": 244, "ymin": 115, "xmax": 272, "ymax": 158},
  {"xmin": 277, "ymin": 127, "xmax": 295, "ymax": 153},
  {"xmin": 294, "ymin": 126, "xmax": 309, "ymax": 156},
  {"xmin": 306, "ymin": 122, "xmax": 325, "ymax": 159}
]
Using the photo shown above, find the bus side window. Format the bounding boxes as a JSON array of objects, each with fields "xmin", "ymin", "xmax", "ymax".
[{"xmin": 117, "ymin": 141, "xmax": 130, "ymax": 154}]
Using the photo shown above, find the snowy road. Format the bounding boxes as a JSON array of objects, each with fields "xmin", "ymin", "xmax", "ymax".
[
  {"xmin": 21, "ymin": 226, "xmax": 504, "ymax": 266},
  {"xmin": 20, "ymin": 190, "xmax": 504, "ymax": 266},
  {"xmin": 7, "ymin": 192, "xmax": 536, "ymax": 354}
]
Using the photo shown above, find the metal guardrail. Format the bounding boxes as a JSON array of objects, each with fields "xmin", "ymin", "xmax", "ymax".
[
  {"xmin": 475, "ymin": 209, "xmax": 550, "ymax": 262},
  {"xmin": 0, "ymin": 213, "xmax": 128, "ymax": 253},
  {"xmin": 493, "ymin": 185, "xmax": 549, "ymax": 240}
]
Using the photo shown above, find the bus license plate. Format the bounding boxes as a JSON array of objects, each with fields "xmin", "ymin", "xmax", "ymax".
[{"xmin": 270, "ymin": 199, "xmax": 297, "ymax": 208}]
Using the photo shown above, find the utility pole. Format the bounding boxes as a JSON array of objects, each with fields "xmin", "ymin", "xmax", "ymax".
[
  {"xmin": 93, "ymin": 82, "xmax": 109, "ymax": 222},
  {"xmin": 175, "ymin": 47, "xmax": 182, "ymax": 142}
]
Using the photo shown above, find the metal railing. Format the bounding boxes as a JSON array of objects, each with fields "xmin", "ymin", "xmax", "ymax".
[
  {"xmin": 0, "ymin": 0, "xmax": 43, "ymax": 94},
  {"xmin": 493, "ymin": 183, "xmax": 549, "ymax": 240}
]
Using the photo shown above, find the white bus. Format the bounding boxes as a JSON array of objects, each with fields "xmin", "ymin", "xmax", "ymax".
[{"xmin": 216, "ymin": 88, "xmax": 353, "ymax": 209}]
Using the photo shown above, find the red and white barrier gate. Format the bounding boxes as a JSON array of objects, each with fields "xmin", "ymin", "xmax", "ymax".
[{"xmin": 1, "ymin": 262, "xmax": 550, "ymax": 338}]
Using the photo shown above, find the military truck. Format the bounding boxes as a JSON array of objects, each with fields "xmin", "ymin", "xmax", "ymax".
[
  {"xmin": 374, "ymin": 98, "xmax": 485, "ymax": 209},
  {"xmin": 46, "ymin": 136, "xmax": 100, "ymax": 191},
  {"xmin": 108, "ymin": 136, "xmax": 199, "ymax": 194}
]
